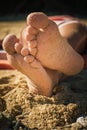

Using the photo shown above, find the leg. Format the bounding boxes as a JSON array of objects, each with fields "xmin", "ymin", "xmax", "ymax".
[
  {"xmin": 22, "ymin": 12, "xmax": 84, "ymax": 76},
  {"xmin": 58, "ymin": 19, "xmax": 87, "ymax": 53}
]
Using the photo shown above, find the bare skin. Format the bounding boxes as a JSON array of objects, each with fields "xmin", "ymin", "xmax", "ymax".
[
  {"xmin": 58, "ymin": 19, "xmax": 87, "ymax": 53},
  {"xmin": 6, "ymin": 53, "xmax": 58, "ymax": 96},
  {"xmin": 3, "ymin": 34, "xmax": 62, "ymax": 97},
  {"xmin": 2, "ymin": 12, "xmax": 86, "ymax": 97},
  {"xmin": 22, "ymin": 12, "xmax": 84, "ymax": 75}
]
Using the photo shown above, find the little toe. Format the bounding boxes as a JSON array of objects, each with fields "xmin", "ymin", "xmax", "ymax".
[
  {"xmin": 15, "ymin": 43, "xmax": 22, "ymax": 54},
  {"xmin": 21, "ymin": 47, "xmax": 30, "ymax": 56}
]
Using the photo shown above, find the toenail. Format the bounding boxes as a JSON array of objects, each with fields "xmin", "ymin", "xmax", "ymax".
[{"xmin": 21, "ymin": 48, "xmax": 29, "ymax": 56}]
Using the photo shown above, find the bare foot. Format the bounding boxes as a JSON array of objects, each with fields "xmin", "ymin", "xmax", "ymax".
[
  {"xmin": 2, "ymin": 34, "xmax": 62, "ymax": 97},
  {"xmin": 2, "ymin": 12, "xmax": 86, "ymax": 96},
  {"xmin": 23, "ymin": 12, "xmax": 84, "ymax": 76}
]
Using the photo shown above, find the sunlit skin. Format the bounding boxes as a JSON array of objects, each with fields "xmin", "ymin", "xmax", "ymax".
[{"xmin": 3, "ymin": 12, "xmax": 86, "ymax": 97}]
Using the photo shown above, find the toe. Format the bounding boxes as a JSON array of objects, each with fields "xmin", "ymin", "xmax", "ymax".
[
  {"xmin": 28, "ymin": 40, "xmax": 37, "ymax": 48},
  {"xmin": 22, "ymin": 26, "xmax": 38, "ymax": 42},
  {"xmin": 15, "ymin": 43, "xmax": 22, "ymax": 53},
  {"xmin": 24, "ymin": 55, "xmax": 41, "ymax": 68},
  {"xmin": 27, "ymin": 12, "xmax": 49, "ymax": 29},
  {"xmin": 21, "ymin": 28, "xmax": 35, "ymax": 43},
  {"xmin": 27, "ymin": 26, "xmax": 38, "ymax": 35},
  {"xmin": 21, "ymin": 47, "xmax": 30, "ymax": 56},
  {"xmin": 2, "ymin": 34, "xmax": 18, "ymax": 55},
  {"xmin": 30, "ymin": 59, "xmax": 42, "ymax": 68},
  {"xmin": 24, "ymin": 55, "xmax": 34, "ymax": 63},
  {"xmin": 29, "ymin": 47, "xmax": 37, "ymax": 56}
]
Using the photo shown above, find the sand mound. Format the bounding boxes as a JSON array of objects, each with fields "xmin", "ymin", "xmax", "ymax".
[{"xmin": 0, "ymin": 69, "xmax": 87, "ymax": 129}]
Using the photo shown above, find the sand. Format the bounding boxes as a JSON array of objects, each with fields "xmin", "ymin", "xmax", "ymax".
[
  {"xmin": 0, "ymin": 69, "xmax": 87, "ymax": 130},
  {"xmin": 0, "ymin": 20, "xmax": 87, "ymax": 130}
]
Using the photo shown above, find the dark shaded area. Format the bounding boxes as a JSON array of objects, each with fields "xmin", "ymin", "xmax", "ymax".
[
  {"xmin": 0, "ymin": 113, "xmax": 36, "ymax": 130},
  {"xmin": 0, "ymin": 0, "xmax": 87, "ymax": 17}
]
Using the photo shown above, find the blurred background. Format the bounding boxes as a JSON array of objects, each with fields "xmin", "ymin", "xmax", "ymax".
[
  {"xmin": 0, "ymin": 0, "xmax": 87, "ymax": 41},
  {"xmin": 0, "ymin": 0, "xmax": 87, "ymax": 18}
]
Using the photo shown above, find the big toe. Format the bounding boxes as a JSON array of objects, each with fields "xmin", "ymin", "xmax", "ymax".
[
  {"xmin": 2, "ymin": 34, "xmax": 18, "ymax": 55},
  {"xmin": 27, "ymin": 12, "xmax": 49, "ymax": 29}
]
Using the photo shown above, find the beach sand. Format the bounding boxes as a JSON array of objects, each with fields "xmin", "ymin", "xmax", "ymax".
[
  {"xmin": 0, "ymin": 20, "xmax": 87, "ymax": 130},
  {"xmin": 0, "ymin": 69, "xmax": 87, "ymax": 129}
]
